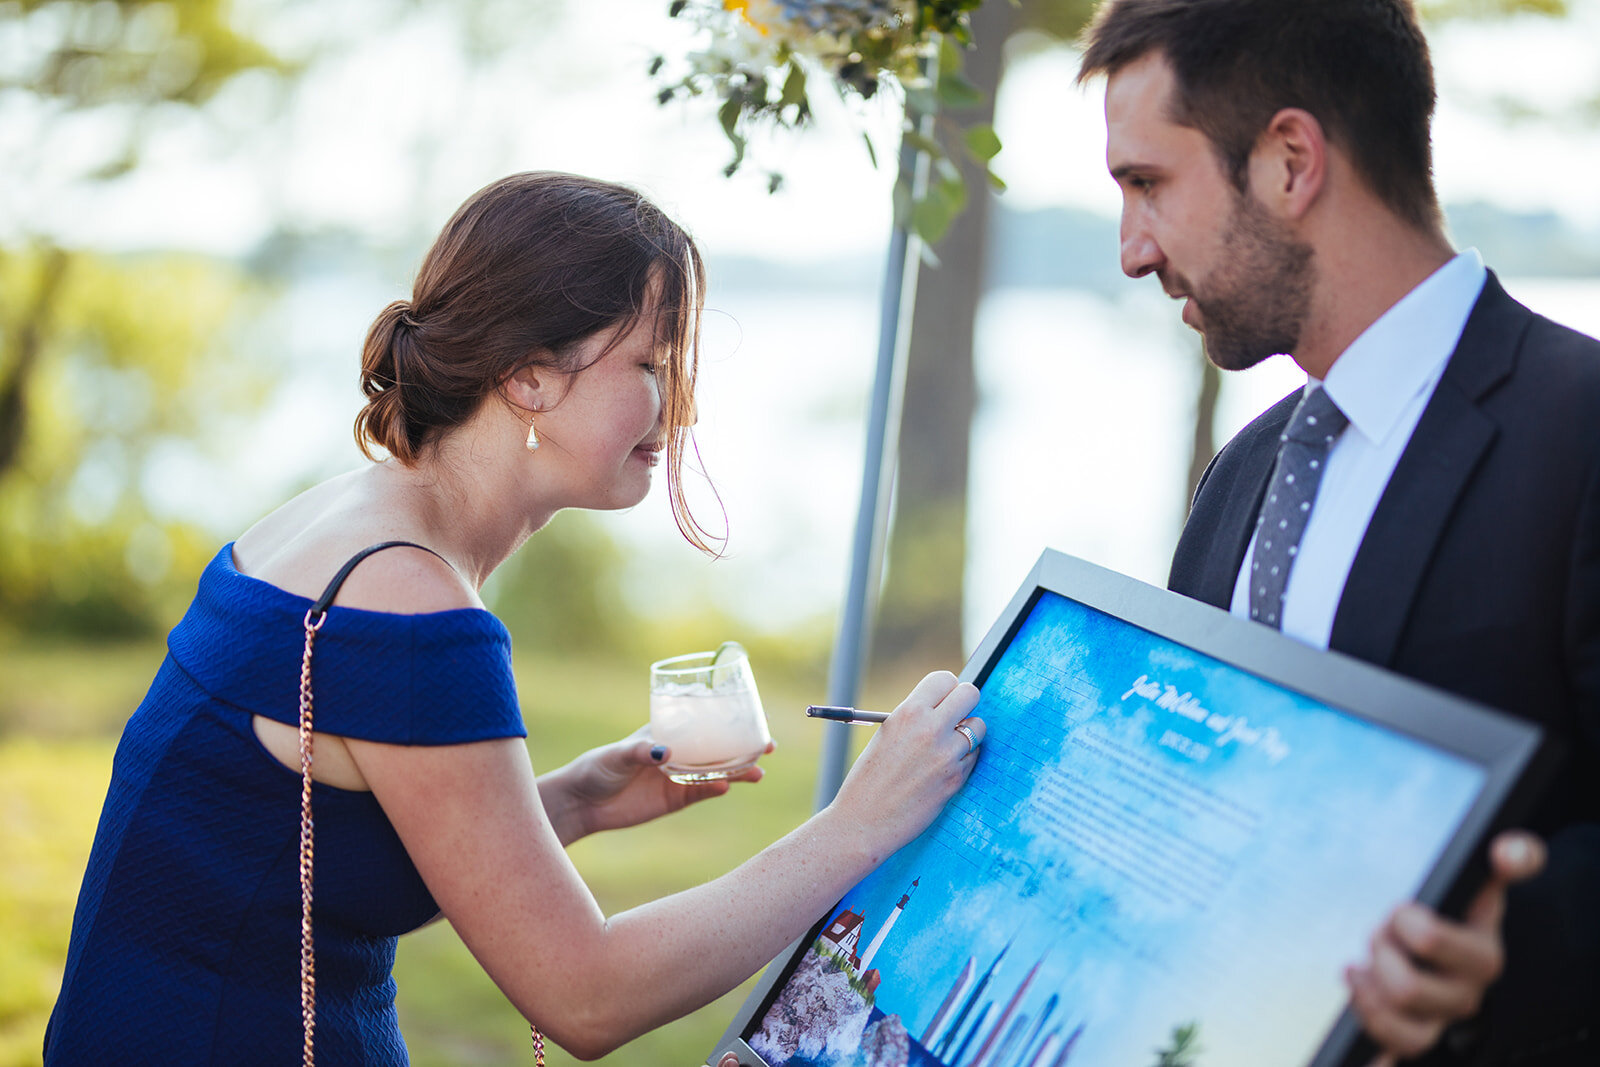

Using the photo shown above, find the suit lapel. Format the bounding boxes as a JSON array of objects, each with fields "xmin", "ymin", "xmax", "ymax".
[
  {"xmin": 1327, "ymin": 274, "xmax": 1526, "ymax": 664},
  {"xmin": 1201, "ymin": 422, "xmax": 1284, "ymax": 607},
  {"xmin": 1172, "ymin": 393, "xmax": 1296, "ymax": 608}
]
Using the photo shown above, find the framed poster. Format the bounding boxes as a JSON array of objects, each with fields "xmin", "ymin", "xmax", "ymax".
[{"xmin": 712, "ymin": 550, "xmax": 1547, "ymax": 1067}]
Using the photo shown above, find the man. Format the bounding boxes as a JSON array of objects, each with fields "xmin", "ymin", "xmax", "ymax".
[{"xmin": 1077, "ymin": 1, "xmax": 1600, "ymax": 1064}]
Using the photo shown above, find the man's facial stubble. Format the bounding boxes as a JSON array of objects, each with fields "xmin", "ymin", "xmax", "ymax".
[{"xmin": 1187, "ymin": 191, "xmax": 1315, "ymax": 372}]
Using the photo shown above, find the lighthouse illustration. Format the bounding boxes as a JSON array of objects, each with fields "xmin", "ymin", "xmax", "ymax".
[
  {"xmin": 818, "ymin": 877, "xmax": 919, "ymax": 976},
  {"xmin": 857, "ymin": 877, "xmax": 917, "ymax": 973},
  {"xmin": 820, "ymin": 907, "xmax": 866, "ymax": 967}
]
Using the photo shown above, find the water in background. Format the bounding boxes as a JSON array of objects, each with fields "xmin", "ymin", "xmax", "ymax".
[
  {"xmin": 652, "ymin": 274, "xmax": 1600, "ymax": 648},
  {"xmin": 195, "ymin": 271, "xmax": 1600, "ymax": 654}
]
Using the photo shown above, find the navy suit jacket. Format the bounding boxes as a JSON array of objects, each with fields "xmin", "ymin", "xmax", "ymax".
[{"xmin": 1169, "ymin": 273, "xmax": 1600, "ymax": 1065}]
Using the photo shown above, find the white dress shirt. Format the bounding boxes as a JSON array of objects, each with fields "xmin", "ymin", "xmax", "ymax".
[{"xmin": 1228, "ymin": 249, "xmax": 1488, "ymax": 649}]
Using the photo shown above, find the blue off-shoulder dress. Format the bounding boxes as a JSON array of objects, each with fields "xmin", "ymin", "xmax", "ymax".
[{"xmin": 44, "ymin": 544, "xmax": 526, "ymax": 1065}]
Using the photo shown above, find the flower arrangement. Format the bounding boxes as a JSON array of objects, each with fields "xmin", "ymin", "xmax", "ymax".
[{"xmin": 651, "ymin": 0, "xmax": 1001, "ymax": 242}]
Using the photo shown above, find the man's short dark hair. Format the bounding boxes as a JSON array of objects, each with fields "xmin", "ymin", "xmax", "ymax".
[{"xmin": 1078, "ymin": 0, "xmax": 1441, "ymax": 231}]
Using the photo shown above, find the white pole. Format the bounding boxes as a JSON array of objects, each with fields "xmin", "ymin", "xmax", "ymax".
[{"xmin": 813, "ymin": 64, "xmax": 939, "ymax": 812}]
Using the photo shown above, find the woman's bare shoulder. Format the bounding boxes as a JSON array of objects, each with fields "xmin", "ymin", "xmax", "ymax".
[
  {"xmin": 232, "ymin": 472, "xmax": 478, "ymax": 615},
  {"xmin": 331, "ymin": 545, "xmax": 477, "ymax": 615}
]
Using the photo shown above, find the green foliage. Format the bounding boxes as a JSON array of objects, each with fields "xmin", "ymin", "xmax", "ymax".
[
  {"xmin": 964, "ymin": 122, "xmax": 1002, "ymax": 163},
  {"xmin": 914, "ymin": 0, "xmax": 986, "ymax": 41},
  {"xmin": 1014, "ymin": 0, "xmax": 1098, "ymax": 41},
  {"xmin": 0, "ymin": 0, "xmax": 287, "ymax": 638},
  {"xmin": 815, "ymin": 941, "xmax": 879, "ymax": 1001},
  {"xmin": 897, "ymin": 34, "xmax": 1007, "ymax": 244},
  {"xmin": 483, "ymin": 511, "xmax": 631, "ymax": 654},
  {"xmin": 3, "ymin": 0, "xmax": 288, "ymax": 186},
  {"xmin": 1153, "ymin": 1021, "xmax": 1203, "ymax": 1067},
  {"xmin": 654, "ymin": 0, "xmax": 1003, "ymax": 244},
  {"xmin": 0, "ymin": 247, "xmax": 264, "ymax": 637},
  {"xmin": 3, "ymin": 0, "xmax": 286, "ymax": 107},
  {"xmin": 875, "ymin": 495, "xmax": 967, "ymax": 666}
]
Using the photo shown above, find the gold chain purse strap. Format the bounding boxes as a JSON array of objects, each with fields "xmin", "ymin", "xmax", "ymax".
[
  {"xmin": 294, "ymin": 542, "xmax": 546, "ymax": 1067},
  {"xmin": 297, "ymin": 603, "xmax": 325, "ymax": 1067}
]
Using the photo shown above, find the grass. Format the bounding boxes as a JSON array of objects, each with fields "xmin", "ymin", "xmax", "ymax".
[
  {"xmin": 0, "ymin": 640, "xmax": 168, "ymax": 739},
  {"xmin": 0, "ymin": 738, "xmax": 115, "ymax": 1067},
  {"xmin": 0, "ymin": 636, "xmax": 927, "ymax": 1067}
]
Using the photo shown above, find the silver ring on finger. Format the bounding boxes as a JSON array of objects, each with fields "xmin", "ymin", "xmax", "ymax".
[{"xmin": 955, "ymin": 722, "xmax": 978, "ymax": 757}]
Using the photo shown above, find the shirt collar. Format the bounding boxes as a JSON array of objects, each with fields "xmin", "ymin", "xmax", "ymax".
[{"xmin": 1316, "ymin": 249, "xmax": 1487, "ymax": 447}]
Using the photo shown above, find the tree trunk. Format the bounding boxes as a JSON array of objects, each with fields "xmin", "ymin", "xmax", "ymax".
[
  {"xmin": 0, "ymin": 245, "xmax": 70, "ymax": 478},
  {"xmin": 872, "ymin": 0, "xmax": 1018, "ymax": 673},
  {"xmin": 1186, "ymin": 342, "xmax": 1220, "ymax": 507}
]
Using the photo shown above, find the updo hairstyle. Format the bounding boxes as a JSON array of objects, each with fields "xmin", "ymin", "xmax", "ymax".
[{"xmin": 355, "ymin": 172, "xmax": 714, "ymax": 550}]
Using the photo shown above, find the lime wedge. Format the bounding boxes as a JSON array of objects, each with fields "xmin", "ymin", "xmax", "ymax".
[{"xmin": 710, "ymin": 640, "xmax": 747, "ymax": 688}]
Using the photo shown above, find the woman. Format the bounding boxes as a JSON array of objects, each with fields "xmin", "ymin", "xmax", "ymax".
[{"xmin": 45, "ymin": 172, "xmax": 984, "ymax": 1064}]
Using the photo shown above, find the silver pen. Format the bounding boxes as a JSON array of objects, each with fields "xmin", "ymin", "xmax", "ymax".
[{"xmin": 805, "ymin": 704, "xmax": 890, "ymax": 725}]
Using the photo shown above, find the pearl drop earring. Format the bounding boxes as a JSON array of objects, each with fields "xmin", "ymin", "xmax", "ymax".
[{"xmin": 525, "ymin": 416, "xmax": 540, "ymax": 453}]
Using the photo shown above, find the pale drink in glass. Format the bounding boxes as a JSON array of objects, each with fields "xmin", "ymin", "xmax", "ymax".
[{"xmin": 649, "ymin": 645, "xmax": 771, "ymax": 783}]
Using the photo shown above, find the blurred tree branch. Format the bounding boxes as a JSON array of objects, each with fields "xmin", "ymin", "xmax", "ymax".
[
  {"xmin": 0, "ymin": 1, "xmax": 284, "ymax": 635},
  {"xmin": 6, "ymin": 0, "xmax": 284, "ymax": 105},
  {"xmin": 0, "ymin": 245, "xmax": 69, "ymax": 474},
  {"xmin": 1, "ymin": 0, "xmax": 286, "ymax": 481}
]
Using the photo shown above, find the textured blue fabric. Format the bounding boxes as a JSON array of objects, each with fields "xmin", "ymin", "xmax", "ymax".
[{"xmin": 45, "ymin": 544, "xmax": 526, "ymax": 1065}]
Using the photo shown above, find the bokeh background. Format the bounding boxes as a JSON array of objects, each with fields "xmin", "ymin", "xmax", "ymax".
[{"xmin": 3, "ymin": 0, "xmax": 1599, "ymax": 1063}]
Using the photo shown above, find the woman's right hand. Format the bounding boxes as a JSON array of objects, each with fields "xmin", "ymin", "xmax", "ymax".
[{"xmin": 826, "ymin": 671, "xmax": 984, "ymax": 862}]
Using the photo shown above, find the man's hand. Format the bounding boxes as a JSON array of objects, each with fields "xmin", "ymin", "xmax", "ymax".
[{"xmin": 1350, "ymin": 831, "xmax": 1546, "ymax": 1065}]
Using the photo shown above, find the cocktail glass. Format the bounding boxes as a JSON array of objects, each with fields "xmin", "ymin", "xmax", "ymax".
[{"xmin": 649, "ymin": 643, "xmax": 771, "ymax": 784}]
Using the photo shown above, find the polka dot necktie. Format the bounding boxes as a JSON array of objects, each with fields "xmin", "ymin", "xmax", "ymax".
[{"xmin": 1248, "ymin": 388, "xmax": 1350, "ymax": 629}]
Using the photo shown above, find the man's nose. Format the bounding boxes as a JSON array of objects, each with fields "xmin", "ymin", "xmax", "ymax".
[{"xmin": 1120, "ymin": 215, "xmax": 1163, "ymax": 280}]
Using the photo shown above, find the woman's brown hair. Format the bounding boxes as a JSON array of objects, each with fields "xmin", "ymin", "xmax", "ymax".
[{"xmin": 355, "ymin": 172, "xmax": 716, "ymax": 552}]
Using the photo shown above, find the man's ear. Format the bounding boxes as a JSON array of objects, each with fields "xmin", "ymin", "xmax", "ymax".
[{"xmin": 1250, "ymin": 107, "xmax": 1326, "ymax": 220}]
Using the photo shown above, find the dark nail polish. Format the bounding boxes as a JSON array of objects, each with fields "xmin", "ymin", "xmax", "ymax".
[{"xmin": 650, "ymin": 745, "xmax": 667, "ymax": 762}]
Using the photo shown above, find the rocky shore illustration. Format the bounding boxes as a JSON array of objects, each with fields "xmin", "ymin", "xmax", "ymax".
[
  {"xmin": 744, "ymin": 877, "xmax": 1141, "ymax": 1067},
  {"xmin": 749, "ymin": 941, "xmax": 912, "ymax": 1066}
]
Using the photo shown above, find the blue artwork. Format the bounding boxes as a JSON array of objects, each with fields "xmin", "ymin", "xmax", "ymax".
[{"xmin": 745, "ymin": 593, "xmax": 1484, "ymax": 1067}]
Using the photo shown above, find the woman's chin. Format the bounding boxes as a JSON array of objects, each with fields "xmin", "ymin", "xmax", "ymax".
[{"xmin": 595, "ymin": 476, "xmax": 653, "ymax": 512}]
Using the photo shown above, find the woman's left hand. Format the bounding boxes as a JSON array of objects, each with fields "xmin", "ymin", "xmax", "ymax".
[{"xmin": 539, "ymin": 727, "xmax": 774, "ymax": 845}]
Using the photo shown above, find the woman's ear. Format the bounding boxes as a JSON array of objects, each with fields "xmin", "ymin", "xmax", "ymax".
[{"xmin": 502, "ymin": 365, "xmax": 547, "ymax": 413}]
